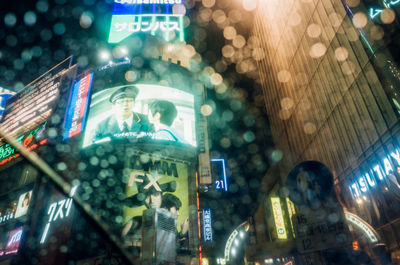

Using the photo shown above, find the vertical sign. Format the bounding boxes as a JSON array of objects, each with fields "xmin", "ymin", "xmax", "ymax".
[
  {"xmin": 271, "ymin": 197, "xmax": 287, "ymax": 239},
  {"xmin": 108, "ymin": 0, "xmax": 186, "ymax": 43},
  {"xmin": 211, "ymin": 159, "xmax": 228, "ymax": 191},
  {"xmin": 40, "ymin": 186, "xmax": 77, "ymax": 244},
  {"xmin": 63, "ymin": 73, "xmax": 93, "ymax": 140},
  {"xmin": 198, "ymin": 113, "xmax": 212, "ymax": 184},
  {"xmin": 203, "ymin": 209, "xmax": 212, "ymax": 242},
  {"xmin": 286, "ymin": 197, "xmax": 296, "ymax": 237}
]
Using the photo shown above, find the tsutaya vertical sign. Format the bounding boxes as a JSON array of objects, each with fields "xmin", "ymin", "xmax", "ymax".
[{"xmin": 108, "ymin": 0, "xmax": 185, "ymax": 43}]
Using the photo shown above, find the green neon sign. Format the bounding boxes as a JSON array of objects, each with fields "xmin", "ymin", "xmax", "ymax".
[
  {"xmin": 108, "ymin": 15, "xmax": 185, "ymax": 43},
  {"xmin": 0, "ymin": 122, "xmax": 47, "ymax": 161}
]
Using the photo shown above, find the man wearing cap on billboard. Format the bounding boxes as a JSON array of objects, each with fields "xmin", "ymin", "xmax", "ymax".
[{"xmin": 91, "ymin": 85, "xmax": 151, "ymax": 143}]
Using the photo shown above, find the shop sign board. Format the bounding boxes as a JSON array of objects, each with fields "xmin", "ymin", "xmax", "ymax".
[
  {"xmin": 293, "ymin": 211, "xmax": 350, "ymax": 253},
  {"xmin": 271, "ymin": 197, "xmax": 287, "ymax": 239}
]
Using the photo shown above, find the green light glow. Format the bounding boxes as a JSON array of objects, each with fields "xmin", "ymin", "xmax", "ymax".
[{"xmin": 108, "ymin": 14, "xmax": 185, "ymax": 43}]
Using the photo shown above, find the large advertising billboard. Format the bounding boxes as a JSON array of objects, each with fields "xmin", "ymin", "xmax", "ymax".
[
  {"xmin": 122, "ymin": 154, "xmax": 190, "ymax": 255},
  {"xmin": 0, "ymin": 57, "xmax": 76, "ymax": 168},
  {"xmin": 82, "ymin": 83, "xmax": 196, "ymax": 148}
]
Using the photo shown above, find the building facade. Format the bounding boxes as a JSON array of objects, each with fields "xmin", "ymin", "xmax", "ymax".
[{"xmin": 250, "ymin": 0, "xmax": 400, "ymax": 263}]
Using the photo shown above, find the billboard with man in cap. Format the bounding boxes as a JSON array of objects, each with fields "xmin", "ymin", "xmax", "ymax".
[
  {"xmin": 83, "ymin": 83, "xmax": 196, "ymax": 147},
  {"xmin": 90, "ymin": 85, "xmax": 151, "ymax": 143}
]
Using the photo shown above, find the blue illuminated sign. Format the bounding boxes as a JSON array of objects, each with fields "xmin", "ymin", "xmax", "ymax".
[
  {"xmin": 0, "ymin": 92, "xmax": 14, "ymax": 121},
  {"xmin": 203, "ymin": 209, "xmax": 212, "ymax": 242},
  {"xmin": 63, "ymin": 73, "xmax": 93, "ymax": 140},
  {"xmin": 349, "ymin": 148, "xmax": 400, "ymax": 198},
  {"xmin": 211, "ymin": 159, "xmax": 228, "ymax": 191}
]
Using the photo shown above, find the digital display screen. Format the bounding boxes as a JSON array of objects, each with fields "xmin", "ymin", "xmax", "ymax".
[{"xmin": 83, "ymin": 84, "xmax": 196, "ymax": 147}]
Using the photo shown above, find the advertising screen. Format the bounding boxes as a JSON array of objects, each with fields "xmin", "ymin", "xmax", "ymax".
[
  {"xmin": 0, "ymin": 188, "xmax": 33, "ymax": 225},
  {"xmin": 122, "ymin": 155, "xmax": 190, "ymax": 254},
  {"xmin": 82, "ymin": 83, "xmax": 196, "ymax": 147},
  {"xmin": 14, "ymin": 191, "xmax": 33, "ymax": 218}
]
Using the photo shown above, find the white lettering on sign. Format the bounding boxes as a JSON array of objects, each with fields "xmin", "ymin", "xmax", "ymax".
[
  {"xmin": 345, "ymin": 212, "xmax": 378, "ymax": 244},
  {"xmin": 349, "ymin": 148, "xmax": 400, "ymax": 198},
  {"xmin": 7, "ymin": 231, "xmax": 22, "ymax": 247},
  {"xmin": 203, "ymin": 209, "xmax": 213, "ymax": 242},
  {"xmin": 114, "ymin": 20, "xmax": 180, "ymax": 34},
  {"xmin": 40, "ymin": 187, "xmax": 77, "ymax": 244}
]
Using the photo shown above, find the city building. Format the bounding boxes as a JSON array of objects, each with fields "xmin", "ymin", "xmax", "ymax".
[{"xmin": 247, "ymin": 0, "xmax": 400, "ymax": 263}]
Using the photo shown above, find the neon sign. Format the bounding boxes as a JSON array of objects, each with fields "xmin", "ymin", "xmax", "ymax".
[
  {"xmin": 108, "ymin": 0, "xmax": 185, "ymax": 43},
  {"xmin": 0, "ymin": 122, "xmax": 47, "ymax": 166},
  {"xmin": 63, "ymin": 73, "xmax": 93, "ymax": 140},
  {"xmin": 211, "ymin": 159, "xmax": 228, "ymax": 191},
  {"xmin": 203, "ymin": 209, "xmax": 212, "ymax": 242},
  {"xmin": 349, "ymin": 148, "xmax": 400, "ymax": 198},
  {"xmin": 40, "ymin": 186, "xmax": 77, "ymax": 244},
  {"xmin": 271, "ymin": 197, "xmax": 287, "ymax": 239},
  {"xmin": 369, "ymin": 0, "xmax": 400, "ymax": 19},
  {"xmin": 5, "ymin": 227, "xmax": 23, "ymax": 255}
]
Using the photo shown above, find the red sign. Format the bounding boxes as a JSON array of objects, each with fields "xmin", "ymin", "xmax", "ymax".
[
  {"xmin": 63, "ymin": 73, "xmax": 93, "ymax": 139},
  {"xmin": 5, "ymin": 227, "xmax": 23, "ymax": 255}
]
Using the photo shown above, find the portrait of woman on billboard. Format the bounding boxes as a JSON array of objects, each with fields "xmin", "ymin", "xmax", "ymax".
[{"xmin": 82, "ymin": 84, "xmax": 196, "ymax": 147}]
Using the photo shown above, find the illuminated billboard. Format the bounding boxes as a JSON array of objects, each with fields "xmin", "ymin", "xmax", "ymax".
[
  {"xmin": 122, "ymin": 155, "xmax": 190, "ymax": 254},
  {"xmin": 0, "ymin": 188, "xmax": 33, "ymax": 225},
  {"xmin": 108, "ymin": 0, "xmax": 185, "ymax": 43},
  {"xmin": 271, "ymin": 197, "xmax": 287, "ymax": 239},
  {"xmin": 5, "ymin": 227, "xmax": 23, "ymax": 255},
  {"xmin": 15, "ymin": 190, "xmax": 33, "ymax": 218},
  {"xmin": 82, "ymin": 83, "xmax": 196, "ymax": 147},
  {"xmin": 63, "ymin": 73, "xmax": 93, "ymax": 140},
  {"xmin": 0, "ymin": 57, "xmax": 76, "ymax": 167}
]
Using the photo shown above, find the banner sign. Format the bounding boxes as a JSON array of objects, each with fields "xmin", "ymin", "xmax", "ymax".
[
  {"xmin": 271, "ymin": 197, "xmax": 287, "ymax": 239},
  {"xmin": 63, "ymin": 73, "xmax": 93, "ymax": 140}
]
